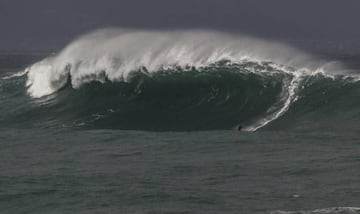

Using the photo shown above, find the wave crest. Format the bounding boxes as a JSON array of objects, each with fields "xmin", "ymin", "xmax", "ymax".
[{"xmin": 25, "ymin": 28, "xmax": 338, "ymax": 98}]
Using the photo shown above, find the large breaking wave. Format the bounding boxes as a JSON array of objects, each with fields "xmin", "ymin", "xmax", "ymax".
[{"xmin": 1, "ymin": 29, "xmax": 359, "ymax": 131}]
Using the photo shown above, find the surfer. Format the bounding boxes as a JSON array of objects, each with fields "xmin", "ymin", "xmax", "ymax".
[{"xmin": 236, "ymin": 124, "xmax": 243, "ymax": 132}]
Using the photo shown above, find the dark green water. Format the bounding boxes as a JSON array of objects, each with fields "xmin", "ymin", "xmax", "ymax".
[{"xmin": 0, "ymin": 129, "xmax": 359, "ymax": 214}]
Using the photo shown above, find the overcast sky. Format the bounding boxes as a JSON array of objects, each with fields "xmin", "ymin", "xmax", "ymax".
[{"xmin": 1, "ymin": 0, "xmax": 360, "ymax": 51}]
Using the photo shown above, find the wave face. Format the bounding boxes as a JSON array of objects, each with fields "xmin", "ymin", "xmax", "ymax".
[{"xmin": 1, "ymin": 29, "xmax": 360, "ymax": 131}]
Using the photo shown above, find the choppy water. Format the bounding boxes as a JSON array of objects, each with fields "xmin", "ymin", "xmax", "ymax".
[
  {"xmin": 0, "ymin": 130, "xmax": 359, "ymax": 214},
  {"xmin": 0, "ymin": 29, "xmax": 359, "ymax": 213}
]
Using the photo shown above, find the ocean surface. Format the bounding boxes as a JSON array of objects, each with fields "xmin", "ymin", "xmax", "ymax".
[{"xmin": 0, "ymin": 29, "xmax": 359, "ymax": 214}]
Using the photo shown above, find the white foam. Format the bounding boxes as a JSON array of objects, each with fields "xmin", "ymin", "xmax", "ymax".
[
  {"xmin": 26, "ymin": 57, "xmax": 69, "ymax": 98},
  {"xmin": 271, "ymin": 207, "xmax": 360, "ymax": 214},
  {"xmin": 245, "ymin": 71, "xmax": 303, "ymax": 131}
]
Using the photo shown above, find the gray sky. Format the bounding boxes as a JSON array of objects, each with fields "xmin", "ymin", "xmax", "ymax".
[{"xmin": 1, "ymin": 0, "xmax": 360, "ymax": 51}]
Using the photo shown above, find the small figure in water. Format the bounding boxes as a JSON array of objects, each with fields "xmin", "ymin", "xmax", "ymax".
[{"xmin": 236, "ymin": 124, "xmax": 243, "ymax": 132}]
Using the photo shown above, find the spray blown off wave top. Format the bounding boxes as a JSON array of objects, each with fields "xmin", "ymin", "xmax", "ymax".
[{"xmin": 1, "ymin": 29, "xmax": 359, "ymax": 131}]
